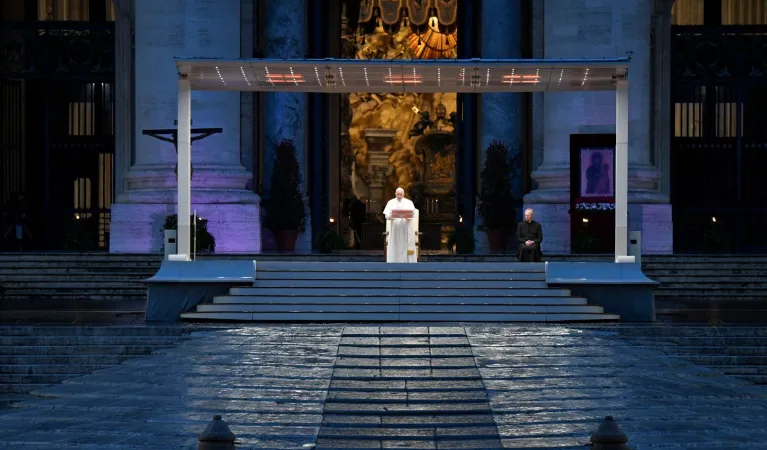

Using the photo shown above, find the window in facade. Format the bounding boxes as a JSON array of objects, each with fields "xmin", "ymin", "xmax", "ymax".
[
  {"xmin": 673, "ymin": 0, "xmax": 767, "ymax": 25},
  {"xmin": 674, "ymin": 86, "xmax": 743, "ymax": 138}
]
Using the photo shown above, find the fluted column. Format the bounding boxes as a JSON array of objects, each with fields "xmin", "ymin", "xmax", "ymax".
[
  {"xmin": 110, "ymin": 0, "xmax": 261, "ymax": 253},
  {"xmin": 524, "ymin": 0, "xmax": 670, "ymax": 253},
  {"xmin": 262, "ymin": 0, "xmax": 312, "ymax": 253},
  {"xmin": 476, "ymin": 0, "xmax": 524, "ymax": 253}
]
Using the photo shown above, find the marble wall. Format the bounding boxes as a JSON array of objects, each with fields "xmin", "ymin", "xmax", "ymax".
[
  {"xmin": 525, "ymin": 0, "xmax": 672, "ymax": 254},
  {"xmin": 110, "ymin": 0, "xmax": 261, "ymax": 254}
]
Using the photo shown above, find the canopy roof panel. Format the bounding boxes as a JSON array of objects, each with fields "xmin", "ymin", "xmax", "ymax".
[{"xmin": 175, "ymin": 58, "xmax": 629, "ymax": 93}]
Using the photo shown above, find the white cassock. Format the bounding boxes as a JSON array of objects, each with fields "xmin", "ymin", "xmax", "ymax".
[{"xmin": 383, "ymin": 198, "xmax": 418, "ymax": 263}]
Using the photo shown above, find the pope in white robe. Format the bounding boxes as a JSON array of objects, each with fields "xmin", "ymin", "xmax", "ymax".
[{"xmin": 383, "ymin": 187, "xmax": 418, "ymax": 263}]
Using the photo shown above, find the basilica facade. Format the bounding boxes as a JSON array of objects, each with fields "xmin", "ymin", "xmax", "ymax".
[{"xmin": 1, "ymin": 0, "xmax": 765, "ymax": 254}]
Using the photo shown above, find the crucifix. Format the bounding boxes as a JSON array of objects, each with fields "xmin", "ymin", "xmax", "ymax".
[{"xmin": 141, "ymin": 122, "xmax": 223, "ymax": 179}]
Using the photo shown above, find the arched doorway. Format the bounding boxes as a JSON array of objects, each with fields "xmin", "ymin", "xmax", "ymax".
[{"xmin": 669, "ymin": 0, "xmax": 767, "ymax": 253}]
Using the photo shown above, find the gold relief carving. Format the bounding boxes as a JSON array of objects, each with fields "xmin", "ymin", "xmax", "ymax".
[
  {"xmin": 379, "ymin": 0, "xmax": 403, "ymax": 25},
  {"xmin": 435, "ymin": 0, "xmax": 457, "ymax": 26},
  {"xmin": 359, "ymin": 0, "xmax": 374, "ymax": 23},
  {"xmin": 346, "ymin": 1, "xmax": 457, "ymax": 200},
  {"xmin": 407, "ymin": 0, "xmax": 430, "ymax": 26}
]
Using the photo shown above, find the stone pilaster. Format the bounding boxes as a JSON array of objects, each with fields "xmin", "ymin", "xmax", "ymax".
[
  {"xmin": 476, "ymin": 0, "xmax": 524, "ymax": 253},
  {"xmin": 113, "ymin": 0, "xmax": 131, "ymax": 199},
  {"xmin": 261, "ymin": 0, "xmax": 312, "ymax": 253},
  {"xmin": 110, "ymin": 0, "xmax": 261, "ymax": 254},
  {"xmin": 525, "ymin": 0, "xmax": 671, "ymax": 254}
]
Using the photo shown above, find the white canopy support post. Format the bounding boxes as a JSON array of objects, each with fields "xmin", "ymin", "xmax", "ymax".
[
  {"xmin": 614, "ymin": 72, "xmax": 629, "ymax": 262},
  {"xmin": 177, "ymin": 73, "xmax": 192, "ymax": 259}
]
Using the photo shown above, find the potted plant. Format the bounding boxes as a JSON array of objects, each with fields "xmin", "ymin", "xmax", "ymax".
[
  {"xmin": 446, "ymin": 225, "xmax": 475, "ymax": 255},
  {"xmin": 477, "ymin": 140, "xmax": 516, "ymax": 252},
  {"xmin": 162, "ymin": 214, "xmax": 216, "ymax": 255},
  {"xmin": 264, "ymin": 139, "xmax": 306, "ymax": 252},
  {"xmin": 314, "ymin": 227, "xmax": 345, "ymax": 254}
]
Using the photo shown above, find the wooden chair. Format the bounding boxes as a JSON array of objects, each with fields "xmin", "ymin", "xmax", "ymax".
[{"xmin": 383, "ymin": 209, "xmax": 422, "ymax": 262}]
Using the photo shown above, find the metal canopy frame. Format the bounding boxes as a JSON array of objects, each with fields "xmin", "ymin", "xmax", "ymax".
[{"xmin": 172, "ymin": 57, "xmax": 631, "ymax": 262}]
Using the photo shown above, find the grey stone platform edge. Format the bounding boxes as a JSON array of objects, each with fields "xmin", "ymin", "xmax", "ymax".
[
  {"xmin": 545, "ymin": 261, "xmax": 658, "ymax": 322},
  {"xmin": 145, "ymin": 260, "xmax": 257, "ymax": 322}
]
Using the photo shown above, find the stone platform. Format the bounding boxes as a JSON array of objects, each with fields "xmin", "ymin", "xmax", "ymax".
[
  {"xmin": 2, "ymin": 324, "xmax": 767, "ymax": 449},
  {"xmin": 145, "ymin": 260, "xmax": 657, "ymax": 323}
]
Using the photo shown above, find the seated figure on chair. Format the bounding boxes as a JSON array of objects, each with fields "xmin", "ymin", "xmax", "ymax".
[
  {"xmin": 516, "ymin": 208, "xmax": 543, "ymax": 262},
  {"xmin": 383, "ymin": 187, "xmax": 419, "ymax": 263}
]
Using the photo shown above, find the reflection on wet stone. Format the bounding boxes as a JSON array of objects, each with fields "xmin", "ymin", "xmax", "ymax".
[{"xmin": 316, "ymin": 326, "xmax": 504, "ymax": 449}]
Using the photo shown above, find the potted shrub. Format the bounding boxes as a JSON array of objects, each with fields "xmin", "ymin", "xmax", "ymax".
[
  {"xmin": 314, "ymin": 227, "xmax": 345, "ymax": 254},
  {"xmin": 162, "ymin": 214, "xmax": 216, "ymax": 255},
  {"xmin": 446, "ymin": 225, "xmax": 475, "ymax": 255},
  {"xmin": 264, "ymin": 140, "xmax": 306, "ymax": 252},
  {"xmin": 477, "ymin": 140, "xmax": 516, "ymax": 252}
]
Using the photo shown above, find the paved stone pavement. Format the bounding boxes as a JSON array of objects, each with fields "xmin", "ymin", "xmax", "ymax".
[{"xmin": 1, "ymin": 325, "xmax": 767, "ymax": 449}]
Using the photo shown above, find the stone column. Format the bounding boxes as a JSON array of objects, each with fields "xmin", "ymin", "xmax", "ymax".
[
  {"xmin": 110, "ymin": 0, "xmax": 261, "ymax": 254},
  {"xmin": 477, "ymin": 0, "xmax": 524, "ymax": 253},
  {"xmin": 261, "ymin": 0, "xmax": 311, "ymax": 253},
  {"xmin": 113, "ymin": 0, "xmax": 131, "ymax": 198},
  {"xmin": 524, "ymin": 0, "xmax": 671, "ymax": 254}
]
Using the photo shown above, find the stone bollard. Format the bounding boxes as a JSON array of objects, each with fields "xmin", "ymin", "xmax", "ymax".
[
  {"xmin": 588, "ymin": 416, "xmax": 630, "ymax": 449},
  {"xmin": 199, "ymin": 415, "xmax": 236, "ymax": 450}
]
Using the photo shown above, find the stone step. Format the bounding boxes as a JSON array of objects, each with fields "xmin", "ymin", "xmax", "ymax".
[
  {"xmin": 0, "ymin": 336, "xmax": 184, "ymax": 346},
  {"xmin": 658, "ymin": 282, "xmax": 767, "ymax": 290},
  {"xmin": 653, "ymin": 289, "xmax": 767, "ymax": 297},
  {"xmin": 0, "ymin": 354, "xmax": 138, "ymax": 365},
  {"xmin": 180, "ymin": 311, "xmax": 619, "ymax": 322},
  {"xmin": 0, "ymin": 373, "xmax": 78, "ymax": 385},
  {"xmin": 650, "ymin": 276, "xmax": 767, "ymax": 283},
  {"xmin": 256, "ymin": 261, "xmax": 545, "ymax": 272},
  {"xmin": 661, "ymin": 345, "xmax": 767, "ymax": 357},
  {"xmin": 257, "ymin": 271, "xmax": 546, "ymax": 281},
  {"xmin": 0, "ymin": 364, "xmax": 116, "ymax": 375},
  {"xmin": 252, "ymin": 279, "xmax": 549, "ymax": 288},
  {"xmin": 0, "ymin": 345, "xmax": 165, "ymax": 356},
  {"xmin": 613, "ymin": 326, "xmax": 767, "ymax": 337},
  {"xmin": 0, "ymin": 270, "xmax": 154, "ymax": 286},
  {"xmin": 675, "ymin": 355, "xmax": 767, "ymax": 366},
  {"xmin": 0, "ymin": 383, "xmax": 52, "ymax": 394},
  {"xmin": 321, "ymin": 413, "xmax": 497, "ymax": 427},
  {"xmin": 734, "ymin": 375, "xmax": 767, "ymax": 384},
  {"xmin": 212, "ymin": 296, "xmax": 589, "ymax": 306},
  {"xmin": 196, "ymin": 303, "xmax": 606, "ymax": 314},
  {"xmin": 228, "ymin": 287, "xmax": 572, "ymax": 297},
  {"xmin": 0, "ymin": 326, "xmax": 201, "ymax": 337},
  {"xmin": 0, "ymin": 310, "xmax": 147, "ymax": 324},
  {"xmin": 717, "ymin": 366, "xmax": 767, "ymax": 376},
  {"xmin": 0, "ymin": 299, "xmax": 146, "ymax": 311},
  {"xmin": 317, "ymin": 425, "xmax": 501, "ymax": 440},
  {"xmin": 643, "ymin": 263, "xmax": 767, "ymax": 270}
]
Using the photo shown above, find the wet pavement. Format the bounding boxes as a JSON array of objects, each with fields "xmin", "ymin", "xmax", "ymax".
[{"xmin": 0, "ymin": 325, "xmax": 766, "ymax": 449}]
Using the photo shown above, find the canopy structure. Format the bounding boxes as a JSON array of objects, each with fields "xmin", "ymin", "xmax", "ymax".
[
  {"xmin": 172, "ymin": 57, "xmax": 631, "ymax": 262},
  {"xmin": 175, "ymin": 57, "xmax": 628, "ymax": 93}
]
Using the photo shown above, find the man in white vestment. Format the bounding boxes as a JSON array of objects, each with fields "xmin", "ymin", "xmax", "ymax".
[{"xmin": 383, "ymin": 188, "xmax": 418, "ymax": 263}]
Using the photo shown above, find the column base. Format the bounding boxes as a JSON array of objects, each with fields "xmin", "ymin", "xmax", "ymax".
[
  {"xmin": 629, "ymin": 203, "xmax": 673, "ymax": 254},
  {"xmin": 523, "ymin": 203, "xmax": 571, "ymax": 254},
  {"xmin": 110, "ymin": 202, "xmax": 262, "ymax": 254}
]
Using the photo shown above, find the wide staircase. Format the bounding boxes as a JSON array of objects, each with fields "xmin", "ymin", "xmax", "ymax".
[
  {"xmin": 0, "ymin": 325, "xmax": 201, "ymax": 407},
  {"xmin": 641, "ymin": 255, "xmax": 767, "ymax": 323},
  {"xmin": 0, "ymin": 253, "xmax": 159, "ymax": 323},
  {"xmin": 614, "ymin": 325, "xmax": 767, "ymax": 385},
  {"xmin": 180, "ymin": 261, "xmax": 619, "ymax": 322}
]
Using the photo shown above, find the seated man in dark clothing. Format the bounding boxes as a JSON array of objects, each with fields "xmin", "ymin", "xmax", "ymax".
[{"xmin": 516, "ymin": 208, "xmax": 543, "ymax": 262}]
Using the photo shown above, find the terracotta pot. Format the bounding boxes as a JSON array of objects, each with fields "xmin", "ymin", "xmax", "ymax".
[
  {"xmin": 275, "ymin": 230, "xmax": 299, "ymax": 252},
  {"xmin": 486, "ymin": 229, "xmax": 508, "ymax": 252}
]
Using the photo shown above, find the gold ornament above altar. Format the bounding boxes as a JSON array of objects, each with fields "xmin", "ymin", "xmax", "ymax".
[{"xmin": 359, "ymin": 0, "xmax": 458, "ymax": 28}]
